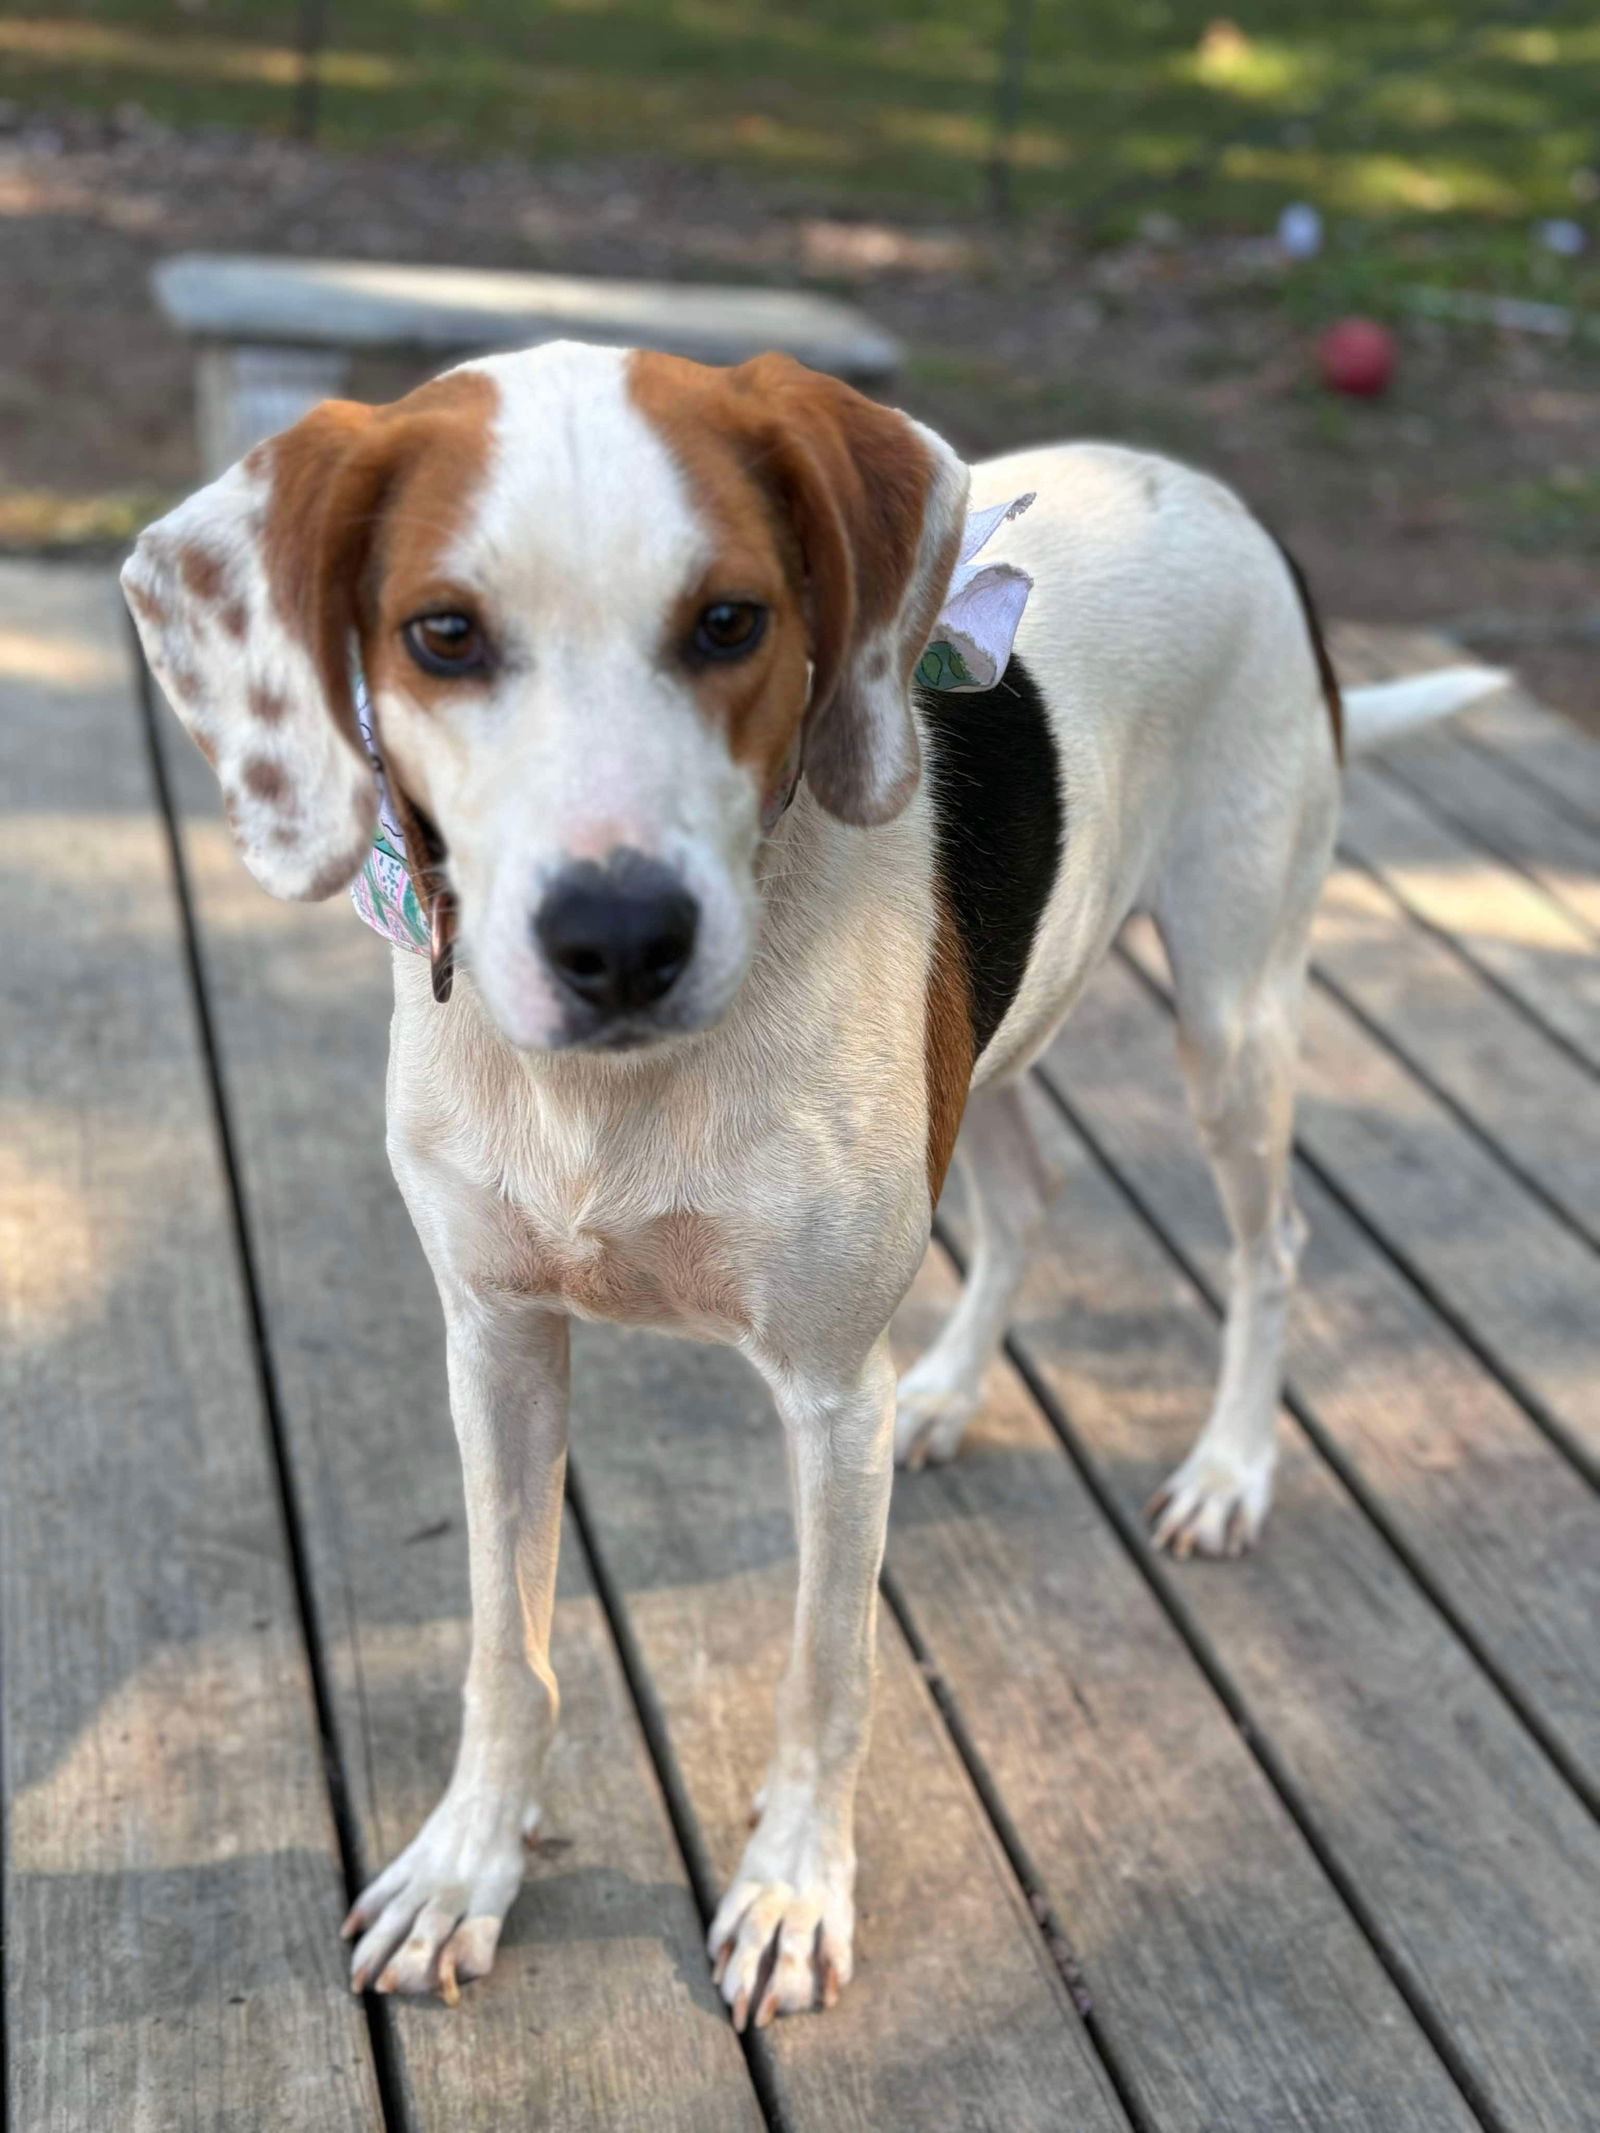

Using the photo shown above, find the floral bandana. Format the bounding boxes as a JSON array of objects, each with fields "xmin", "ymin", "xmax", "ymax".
[{"xmin": 350, "ymin": 492, "xmax": 1036, "ymax": 957}]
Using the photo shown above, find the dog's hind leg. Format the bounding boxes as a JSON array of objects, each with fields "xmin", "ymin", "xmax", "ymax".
[
  {"xmin": 1144, "ymin": 795, "xmax": 1330, "ymax": 1557},
  {"xmin": 894, "ymin": 1079, "xmax": 1065, "ymax": 1468}
]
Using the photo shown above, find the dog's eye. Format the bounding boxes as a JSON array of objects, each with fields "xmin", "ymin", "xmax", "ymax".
[
  {"xmin": 403, "ymin": 612, "xmax": 489, "ymax": 677},
  {"xmin": 691, "ymin": 601, "xmax": 766, "ymax": 662}
]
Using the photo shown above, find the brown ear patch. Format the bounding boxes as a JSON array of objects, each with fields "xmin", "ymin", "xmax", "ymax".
[
  {"xmin": 301, "ymin": 368, "xmax": 500, "ymax": 747},
  {"xmin": 627, "ymin": 349, "xmax": 961, "ymax": 825}
]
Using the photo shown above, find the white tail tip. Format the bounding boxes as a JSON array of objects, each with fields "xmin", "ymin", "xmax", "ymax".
[{"xmin": 1343, "ymin": 665, "xmax": 1512, "ymax": 755}]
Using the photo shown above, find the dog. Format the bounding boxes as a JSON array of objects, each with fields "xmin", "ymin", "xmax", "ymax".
[{"xmin": 122, "ymin": 340, "xmax": 1503, "ymax": 2028}]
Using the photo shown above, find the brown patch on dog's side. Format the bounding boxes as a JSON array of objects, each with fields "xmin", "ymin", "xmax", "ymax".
[
  {"xmin": 218, "ymin": 597, "xmax": 249, "ymax": 639},
  {"xmin": 924, "ymin": 896, "xmax": 974, "ymax": 1202},
  {"xmin": 628, "ymin": 349, "xmax": 943, "ymax": 807}
]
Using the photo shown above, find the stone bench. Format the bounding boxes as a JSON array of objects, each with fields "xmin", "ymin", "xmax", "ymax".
[{"xmin": 152, "ymin": 252, "xmax": 904, "ymax": 476}]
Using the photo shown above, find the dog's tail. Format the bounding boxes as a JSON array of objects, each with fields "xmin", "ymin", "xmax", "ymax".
[{"xmin": 1342, "ymin": 665, "xmax": 1511, "ymax": 757}]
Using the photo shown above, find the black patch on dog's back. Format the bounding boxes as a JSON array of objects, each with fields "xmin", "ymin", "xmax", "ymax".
[
  {"xmin": 918, "ymin": 653, "xmax": 1063, "ymax": 1057},
  {"xmin": 1267, "ymin": 532, "xmax": 1344, "ymax": 760}
]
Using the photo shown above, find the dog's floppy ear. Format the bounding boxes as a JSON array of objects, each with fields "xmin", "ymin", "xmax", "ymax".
[
  {"xmin": 739, "ymin": 356, "xmax": 969, "ymax": 827},
  {"xmin": 125, "ymin": 366, "xmax": 495, "ymax": 903},
  {"xmin": 121, "ymin": 399, "xmax": 397, "ymax": 902}
]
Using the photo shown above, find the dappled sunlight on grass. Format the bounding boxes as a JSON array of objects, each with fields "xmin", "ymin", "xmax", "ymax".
[
  {"xmin": 0, "ymin": 17, "xmax": 413, "ymax": 92},
  {"xmin": 1223, "ymin": 144, "xmax": 1525, "ymax": 217},
  {"xmin": 1177, "ymin": 24, "xmax": 1330, "ymax": 104},
  {"xmin": 4, "ymin": 1, "xmax": 1597, "ymax": 228}
]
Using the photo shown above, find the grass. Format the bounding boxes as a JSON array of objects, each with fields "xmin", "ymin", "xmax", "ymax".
[{"xmin": 3, "ymin": 0, "xmax": 1598, "ymax": 242}]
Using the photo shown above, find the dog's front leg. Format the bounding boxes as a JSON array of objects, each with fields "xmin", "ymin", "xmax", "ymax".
[
  {"xmin": 344, "ymin": 1282, "xmax": 569, "ymax": 2002},
  {"xmin": 710, "ymin": 1336, "xmax": 897, "ymax": 2030}
]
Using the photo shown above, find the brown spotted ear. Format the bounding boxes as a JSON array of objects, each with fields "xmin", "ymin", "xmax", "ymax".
[
  {"xmin": 122, "ymin": 369, "xmax": 495, "ymax": 903},
  {"xmin": 122, "ymin": 401, "xmax": 388, "ymax": 902},
  {"xmin": 733, "ymin": 355, "xmax": 969, "ymax": 827}
]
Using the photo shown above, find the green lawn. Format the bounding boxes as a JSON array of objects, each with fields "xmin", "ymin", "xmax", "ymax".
[{"xmin": 3, "ymin": 0, "xmax": 1597, "ymax": 244}]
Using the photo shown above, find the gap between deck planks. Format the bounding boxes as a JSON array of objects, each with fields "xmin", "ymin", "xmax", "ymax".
[
  {"xmin": 944, "ymin": 1059, "xmax": 1600, "ymax": 2133},
  {"xmin": 152, "ymin": 674, "xmax": 1126, "ymax": 2130},
  {"xmin": 1064, "ymin": 940, "xmax": 1600, "ymax": 1805},
  {"xmin": 1340, "ymin": 760, "xmax": 1600, "ymax": 1082},
  {"xmin": 1369, "ymin": 728, "xmax": 1600, "ymax": 945},
  {"xmin": 1458, "ymin": 691, "xmax": 1600, "ymax": 838},
  {"xmin": 0, "ymin": 566, "xmax": 383, "ymax": 2132},
  {"xmin": 882, "ymin": 1253, "xmax": 1482, "ymax": 2133}
]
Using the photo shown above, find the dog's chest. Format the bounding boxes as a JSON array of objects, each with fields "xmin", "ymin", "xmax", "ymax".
[
  {"xmin": 515, "ymin": 1201, "xmax": 750, "ymax": 1338},
  {"xmin": 482, "ymin": 1097, "xmax": 758, "ymax": 1341}
]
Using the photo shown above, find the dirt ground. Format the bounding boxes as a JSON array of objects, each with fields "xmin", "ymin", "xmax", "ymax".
[{"xmin": 3, "ymin": 108, "xmax": 1596, "ymax": 729}]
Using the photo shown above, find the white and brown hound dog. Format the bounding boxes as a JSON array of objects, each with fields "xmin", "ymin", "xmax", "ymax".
[{"xmin": 123, "ymin": 341, "xmax": 1502, "ymax": 2027}]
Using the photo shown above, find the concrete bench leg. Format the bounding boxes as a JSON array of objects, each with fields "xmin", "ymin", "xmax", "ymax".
[{"xmin": 195, "ymin": 343, "xmax": 351, "ymax": 478}]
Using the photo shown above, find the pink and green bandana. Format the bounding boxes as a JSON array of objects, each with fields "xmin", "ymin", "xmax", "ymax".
[{"xmin": 351, "ymin": 492, "xmax": 1035, "ymax": 956}]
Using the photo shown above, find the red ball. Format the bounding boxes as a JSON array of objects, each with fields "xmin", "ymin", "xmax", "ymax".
[{"xmin": 1318, "ymin": 317, "xmax": 1395, "ymax": 397}]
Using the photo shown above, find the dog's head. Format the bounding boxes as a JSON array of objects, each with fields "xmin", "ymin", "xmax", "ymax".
[{"xmin": 122, "ymin": 341, "xmax": 968, "ymax": 1052}]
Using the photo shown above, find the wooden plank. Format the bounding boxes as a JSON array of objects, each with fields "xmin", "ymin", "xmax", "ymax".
[
  {"xmin": 1309, "ymin": 855, "xmax": 1600, "ymax": 1253},
  {"xmin": 1340, "ymin": 761, "xmax": 1600, "ymax": 1074},
  {"xmin": 884, "ymin": 1254, "xmax": 1480, "ymax": 2132},
  {"xmin": 960, "ymin": 1061, "xmax": 1600, "ymax": 2132},
  {"xmin": 1458, "ymin": 691, "xmax": 1600, "ymax": 833},
  {"xmin": 1052, "ymin": 947, "xmax": 1600, "ymax": 1798},
  {"xmin": 567, "ymin": 1323, "xmax": 1128, "ymax": 2133},
  {"xmin": 0, "ymin": 565, "xmax": 382, "ymax": 2132},
  {"xmin": 155, "ymin": 694, "xmax": 763, "ymax": 2129},
  {"xmin": 1374, "ymin": 726, "xmax": 1600, "ymax": 943}
]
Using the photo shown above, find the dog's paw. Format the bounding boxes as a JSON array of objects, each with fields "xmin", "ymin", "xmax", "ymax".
[
  {"xmin": 1148, "ymin": 1445, "xmax": 1274, "ymax": 1560},
  {"xmin": 343, "ymin": 1785, "xmax": 540, "ymax": 2002},
  {"xmin": 707, "ymin": 1792, "xmax": 854, "ymax": 2030},
  {"xmin": 708, "ymin": 1871, "xmax": 854, "ymax": 2030},
  {"xmin": 893, "ymin": 1369, "xmax": 979, "ymax": 1470}
]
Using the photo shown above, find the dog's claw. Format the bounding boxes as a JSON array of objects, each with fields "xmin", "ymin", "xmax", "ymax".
[{"xmin": 1149, "ymin": 1446, "xmax": 1274, "ymax": 1559}]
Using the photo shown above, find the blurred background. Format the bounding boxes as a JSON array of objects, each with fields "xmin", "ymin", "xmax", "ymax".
[{"xmin": 1, "ymin": 0, "xmax": 1596, "ymax": 723}]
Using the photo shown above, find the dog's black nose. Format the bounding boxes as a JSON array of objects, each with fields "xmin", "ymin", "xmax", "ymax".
[{"xmin": 534, "ymin": 852, "xmax": 699, "ymax": 1019}]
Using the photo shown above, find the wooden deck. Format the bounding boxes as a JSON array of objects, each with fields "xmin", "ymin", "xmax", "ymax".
[{"xmin": 4, "ymin": 561, "xmax": 1599, "ymax": 2132}]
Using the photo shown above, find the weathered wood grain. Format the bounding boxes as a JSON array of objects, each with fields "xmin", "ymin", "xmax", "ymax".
[
  {"xmin": 1017, "ymin": 1028, "xmax": 1600, "ymax": 2128},
  {"xmin": 1309, "ymin": 853, "xmax": 1600, "ymax": 1252},
  {"xmin": 1053, "ymin": 947, "xmax": 1600, "ymax": 1797},
  {"xmin": 884, "ymin": 1252, "xmax": 1479, "ymax": 2132},
  {"xmin": 155, "ymin": 691, "xmax": 763, "ymax": 2130},
  {"xmin": 0, "ymin": 566, "xmax": 383, "ymax": 2132},
  {"xmin": 568, "ymin": 1323, "xmax": 1128, "ymax": 2133},
  {"xmin": 1458, "ymin": 692, "xmax": 1600, "ymax": 833},
  {"xmin": 1340, "ymin": 761, "xmax": 1600, "ymax": 1074},
  {"xmin": 1375, "ymin": 728, "xmax": 1600, "ymax": 942}
]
